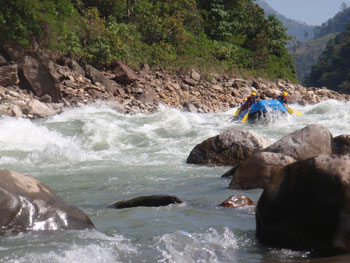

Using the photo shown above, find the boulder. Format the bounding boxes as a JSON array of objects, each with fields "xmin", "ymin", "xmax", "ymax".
[
  {"xmin": 106, "ymin": 195, "xmax": 182, "ymax": 209},
  {"xmin": 137, "ymin": 88, "xmax": 158, "ymax": 105},
  {"xmin": 219, "ymin": 195, "xmax": 254, "ymax": 208},
  {"xmin": 0, "ymin": 103, "xmax": 22, "ymax": 118},
  {"xmin": 24, "ymin": 99, "xmax": 57, "ymax": 118},
  {"xmin": 0, "ymin": 64, "xmax": 19, "ymax": 87},
  {"xmin": 68, "ymin": 59, "xmax": 85, "ymax": 77},
  {"xmin": 85, "ymin": 65, "xmax": 118, "ymax": 94},
  {"xmin": 256, "ymin": 155, "xmax": 350, "ymax": 252},
  {"xmin": 187, "ymin": 128, "xmax": 272, "ymax": 166},
  {"xmin": 0, "ymin": 170, "xmax": 94, "ymax": 234},
  {"xmin": 111, "ymin": 60, "xmax": 138, "ymax": 85},
  {"xmin": 191, "ymin": 70, "xmax": 201, "ymax": 81},
  {"xmin": 263, "ymin": 124, "xmax": 333, "ymax": 161},
  {"xmin": 228, "ymin": 152, "xmax": 296, "ymax": 190},
  {"xmin": 333, "ymin": 135, "xmax": 350, "ymax": 155},
  {"xmin": 183, "ymin": 101, "xmax": 198, "ymax": 113},
  {"xmin": 19, "ymin": 56, "xmax": 62, "ymax": 102}
]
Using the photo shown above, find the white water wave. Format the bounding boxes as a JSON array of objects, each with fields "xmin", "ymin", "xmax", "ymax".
[
  {"xmin": 155, "ymin": 227, "xmax": 254, "ymax": 263},
  {"xmin": 0, "ymin": 230, "xmax": 138, "ymax": 263}
]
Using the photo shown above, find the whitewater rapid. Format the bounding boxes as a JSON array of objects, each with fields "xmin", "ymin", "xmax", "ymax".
[{"xmin": 0, "ymin": 100, "xmax": 349, "ymax": 263}]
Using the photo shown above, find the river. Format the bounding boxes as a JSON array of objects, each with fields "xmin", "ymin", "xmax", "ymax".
[{"xmin": 0, "ymin": 99, "xmax": 349, "ymax": 263}]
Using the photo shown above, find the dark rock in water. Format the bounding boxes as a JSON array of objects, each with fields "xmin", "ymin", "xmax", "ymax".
[
  {"xmin": 0, "ymin": 170, "xmax": 95, "ymax": 235},
  {"xmin": 219, "ymin": 195, "xmax": 254, "ymax": 208},
  {"xmin": 106, "ymin": 195, "xmax": 182, "ymax": 209},
  {"xmin": 256, "ymin": 155, "xmax": 350, "ymax": 252},
  {"xmin": 263, "ymin": 124, "xmax": 333, "ymax": 161},
  {"xmin": 187, "ymin": 128, "xmax": 272, "ymax": 166},
  {"xmin": 333, "ymin": 135, "xmax": 350, "ymax": 155}
]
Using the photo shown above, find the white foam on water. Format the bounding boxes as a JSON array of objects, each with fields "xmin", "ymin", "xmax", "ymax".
[
  {"xmin": 1, "ymin": 101, "xmax": 349, "ymax": 263},
  {"xmin": 0, "ymin": 230, "xmax": 139, "ymax": 263},
  {"xmin": 155, "ymin": 227, "xmax": 253, "ymax": 263},
  {"xmin": 0, "ymin": 117, "xmax": 98, "ymax": 169}
]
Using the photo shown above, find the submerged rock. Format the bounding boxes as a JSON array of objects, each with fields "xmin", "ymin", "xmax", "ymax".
[
  {"xmin": 106, "ymin": 195, "xmax": 182, "ymax": 209},
  {"xmin": 0, "ymin": 170, "xmax": 95, "ymax": 234},
  {"xmin": 219, "ymin": 195, "xmax": 254, "ymax": 208}
]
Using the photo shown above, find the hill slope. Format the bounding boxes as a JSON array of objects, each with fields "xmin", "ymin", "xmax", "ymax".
[
  {"xmin": 288, "ymin": 33, "xmax": 337, "ymax": 82},
  {"xmin": 292, "ymin": 5, "xmax": 350, "ymax": 84},
  {"xmin": 305, "ymin": 27, "xmax": 350, "ymax": 94},
  {"xmin": 255, "ymin": 0, "xmax": 316, "ymax": 42}
]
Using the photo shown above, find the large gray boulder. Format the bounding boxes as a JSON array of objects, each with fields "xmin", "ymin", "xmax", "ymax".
[
  {"xmin": 19, "ymin": 55, "xmax": 62, "ymax": 102},
  {"xmin": 111, "ymin": 60, "xmax": 138, "ymax": 85},
  {"xmin": 0, "ymin": 170, "xmax": 94, "ymax": 234},
  {"xmin": 85, "ymin": 65, "xmax": 118, "ymax": 94},
  {"xmin": 256, "ymin": 155, "xmax": 350, "ymax": 252},
  {"xmin": 228, "ymin": 152, "xmax": 296, "ymax": 190},
  {"xmin": 187, "ymin": 128, "xmax": 272, "ymax": 166},
  {"xmin": 23, "ymin": 99, "xmax": 57, "ymax": 118},
  {"xmin": 0, "ymin": 103, "xmax": 22, "ymax": 118},
  {"xmin": 263, "ymin": 124, "xmax": 333, "ymax": 161}
]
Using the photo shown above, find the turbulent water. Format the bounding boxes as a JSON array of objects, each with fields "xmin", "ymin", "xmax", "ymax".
[{"xmin": 0, "ymin": 100, "xmax": 349, "ymax": 263}]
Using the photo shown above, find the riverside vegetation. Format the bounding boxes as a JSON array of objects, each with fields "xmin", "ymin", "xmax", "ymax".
[
  {"xmin": 1, "ymin": 0, "xmax": 349, "ymax": 119},
  {"xmin": 0, "ymin": 0, "xmax": 296, "ymax": 80}
]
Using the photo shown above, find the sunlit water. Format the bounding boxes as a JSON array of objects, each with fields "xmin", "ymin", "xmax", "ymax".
[{"xmin": 0, "ymin": 100, "xmax": 349, "ymax": 263}]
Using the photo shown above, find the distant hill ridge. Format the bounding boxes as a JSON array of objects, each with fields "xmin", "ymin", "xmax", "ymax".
[
  {"xmin": 255, "ymin": 0, "xmax": 316, "ymax": 42},
  {"xmin": 288, "ymin": 4, "xmax": 350, "ymax": 86}
]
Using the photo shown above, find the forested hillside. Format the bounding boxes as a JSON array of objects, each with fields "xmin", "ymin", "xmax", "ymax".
[
  {"xmin": 289, "ymin": 4, "xmax": 350, "ymax": 84},
  {"xmin": 0, "ymin": 0, "xmax": 296, "ymax": 80},
  {"xmin": 305, "ymin": 26, "xmax": 350, "ymax": 94},
  {"xmin": 314, "ymin": 4, "xmax": 350, "ymax": 38},
  {"xmin": 289, "ymin": 34, "xmax": 337, "ymax": 82}
]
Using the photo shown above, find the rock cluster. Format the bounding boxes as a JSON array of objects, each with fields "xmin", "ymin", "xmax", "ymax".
[
  {"xmin": 0, "ymin": 48, "xmax": 349, "ymax": 119},
  {"xmin": 189, "ymin": 124, "xmax": 350, "ymax": 253}
]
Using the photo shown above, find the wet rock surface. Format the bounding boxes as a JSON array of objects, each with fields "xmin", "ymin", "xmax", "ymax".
[
  {"xmin": 106, "ymin": 195, "xmax": 183, "ymax": 209},
  {"xmin": 0, "ymin": 170, "xmax": 95, "ymax": 234}
]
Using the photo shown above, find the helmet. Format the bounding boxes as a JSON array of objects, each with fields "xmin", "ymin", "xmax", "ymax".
[
  {"xmin": 243, "ymin": 98, "xmax": 247, "ymax": 101},
  {"xmin": 282, "ymin": 91, "xmax": 288, "ymax": 97},
  {"xmin": 251, "ymin": 92, "xmax": 257, "ymax": 96}
]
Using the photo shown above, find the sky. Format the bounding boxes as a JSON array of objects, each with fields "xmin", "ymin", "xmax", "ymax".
[{"xmin": 263, "ymin": 0, "xmax": 350, "ymax": 25}]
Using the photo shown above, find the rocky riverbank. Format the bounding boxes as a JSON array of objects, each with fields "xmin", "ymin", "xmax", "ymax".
[{"xmin": 0, "ymin": 48, "xmax": 349, "ymax": 119}]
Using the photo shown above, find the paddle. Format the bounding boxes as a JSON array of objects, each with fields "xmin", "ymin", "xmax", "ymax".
[
  {"xmin": 242, "ymin": 110, "xmax": 250, "ymax": 123},
  {"xmin": 284, "ymin": 104, "xmax": 303, "ymax": 116},
  {"xmin": 227, "ymin": 107, "xmax": 241, "ymax": 121},
  {"xmin": 233, "ymin": 108, "xmax": 240, "ymax": 117}
]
